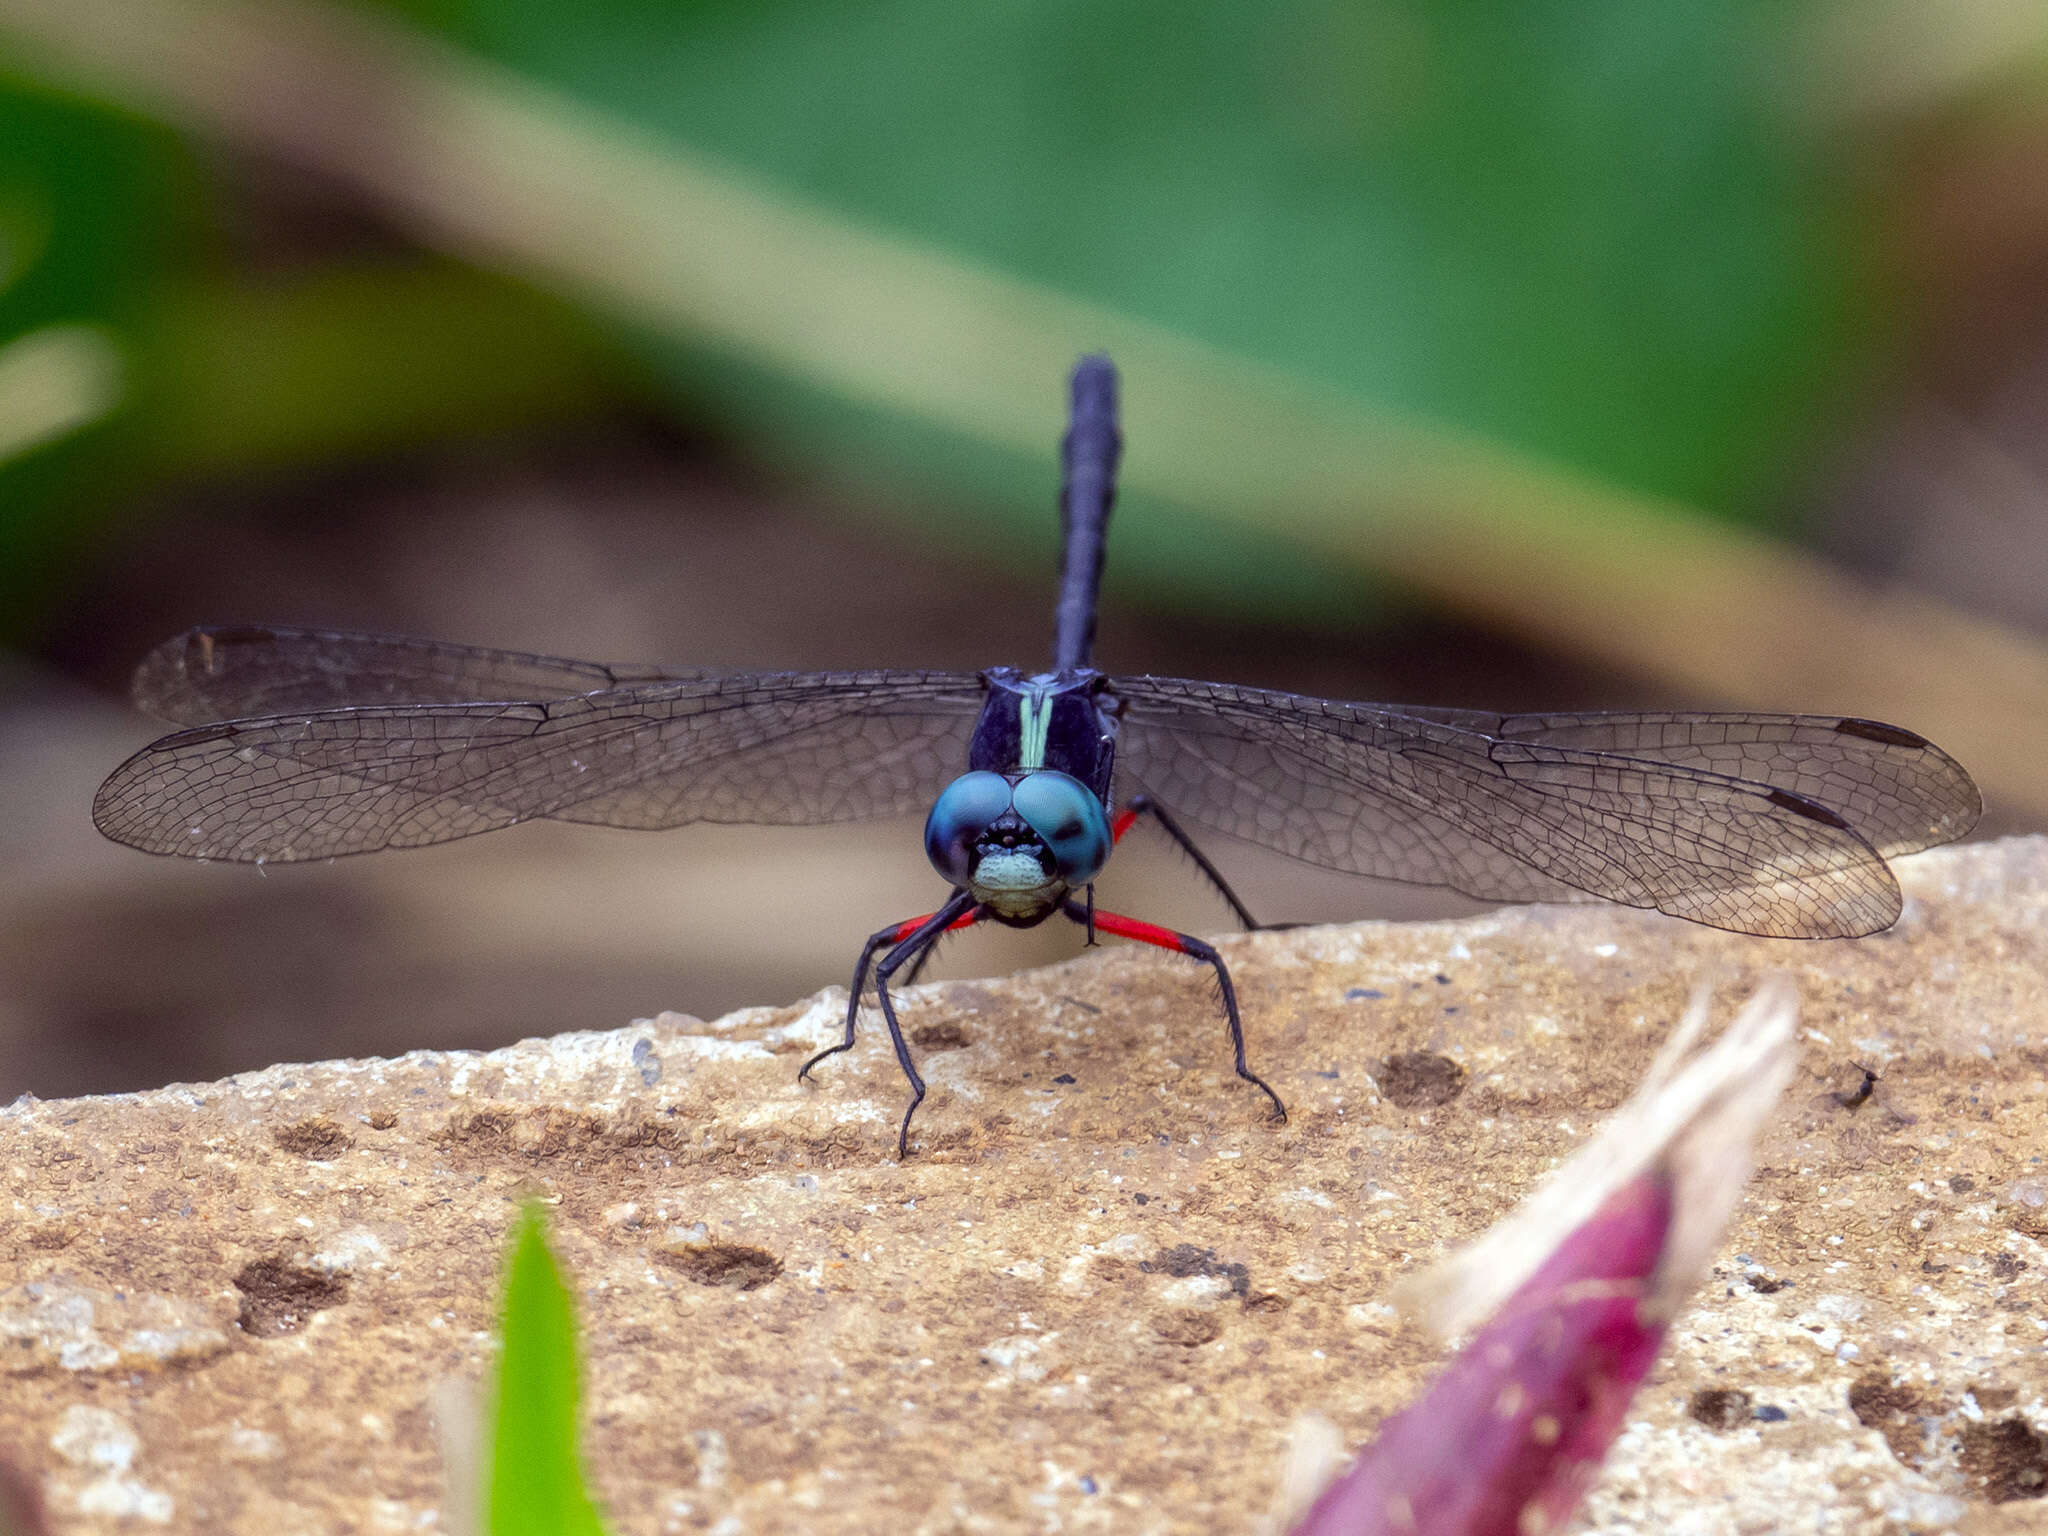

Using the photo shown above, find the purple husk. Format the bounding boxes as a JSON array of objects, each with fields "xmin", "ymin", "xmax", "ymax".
[{"xmin": 1291, "ymin": 1168, "xmax": 1675, "ymax": 1536}]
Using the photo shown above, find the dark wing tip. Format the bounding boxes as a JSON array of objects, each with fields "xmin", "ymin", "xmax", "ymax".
[
  {"xmin": 1829, "ymin": 717, "xmax": 1982, "ymax": 849},
  {"xmin": 1764, "ymin": 785, "xmax": 1853, "ymax": 832},
  {"xmin": 1832, "ymin": 717, "xmax": 1930, "ymax": 749},
  {"xmin": 158, "ymin": 721, "xmax": 241, "ymax": 748}
]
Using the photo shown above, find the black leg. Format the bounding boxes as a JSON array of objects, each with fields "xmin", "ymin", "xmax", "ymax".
[
  {"xmin": 1118, "ymin": 794, "xmax": 1297, "ymax": 932},
  {"xmin": 801, "ymin": 890, "xmax": 975, "ymax": 1081},
  {"xmin": 803, "ymin": 891, "xmax": 982, "ymax": 1156},
  {"xmin": 873, "ymin": 927, "xmax": 944, "ymax": 1158},
  {"xmin": 800, "ymin": 920, "xmax": 899, "ymax": 1084},
  {"xmin": 900, "ymin": 924, "xmax": 948, "ymax": 987},
  {"xmin": 1062, "ymin": 898, "xmax": 1287, "ymax": 1123}
]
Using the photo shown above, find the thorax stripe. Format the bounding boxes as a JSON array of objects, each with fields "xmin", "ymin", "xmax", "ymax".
[{"xmin": 1019, "ymin": 692, "xmax": 1054, "ymax": 771}]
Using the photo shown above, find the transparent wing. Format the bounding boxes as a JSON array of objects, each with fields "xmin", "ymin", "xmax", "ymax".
[
  {"xmin": 1385, "ymin": 705, "xmax": 1978, "ymax": 857},
  {"xmin": 1110, "ymin": 676, "xmax": 1981, "ymax": 939},
  {"xmin": 128, "ymin": 625, "xmax": 695, "ymax": 723},
  {"xmin": 95, "ymin": 669, "xmax": 987, "ymax": 861}
]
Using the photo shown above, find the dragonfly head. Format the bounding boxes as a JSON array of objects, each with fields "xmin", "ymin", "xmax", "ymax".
[{"xmin": 925, "ymin": 769, "xmax": 1111, "ymax": 918}]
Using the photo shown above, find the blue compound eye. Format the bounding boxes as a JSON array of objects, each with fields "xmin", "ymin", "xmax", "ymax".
[
  {"xmin": 924, "ymin": 771, "xmax": 1015, "ymax": 885},
  {"xmin": 1011, "ymin": 771, "xmax": 1112, "ymax": 885}
]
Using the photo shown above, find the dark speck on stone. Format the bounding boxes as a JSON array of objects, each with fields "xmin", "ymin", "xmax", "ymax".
[
  {"xmin": 1079, "ymin": 1477, "xmax": 1098, "ymax": 1495},
  {"xmin": 1753, "ymin": 1405, "xmax": 1789, "ymax": 1422},
  {"xmin": 1140, "ymin": 1243, "xmax": 1251, "ymax": 1298},
  {"xmin": 1346, "ymin": 987, "xmax": 1385, "ymax": 1001},
  {"xmin": 1443, "ymin": 1006, "xmax": 1459, "ymax": 1015},
  {"xmin": 1435, "ymin": 973, "xmax": 1452, "ymax": 985},
  {"xmin": 1133, "ymin": 1194, "xmax": 1149, "ymax": 1205},
  {"xmin": 1316, "ymin": 1068, "xmax": 1339, "ymax": 1079},
  {"xmin": 1053, "ymin": 1073, "xmax": 1076, "ymax": 1085},
  {"xmin": 631, "ymin": 1038, "xmax": 661, "ymax": 1086}
]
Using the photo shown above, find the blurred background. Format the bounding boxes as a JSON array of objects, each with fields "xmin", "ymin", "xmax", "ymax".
[{"xmin": 2, "ymin": 0, "xmax": 2045, "ymax": 1099}]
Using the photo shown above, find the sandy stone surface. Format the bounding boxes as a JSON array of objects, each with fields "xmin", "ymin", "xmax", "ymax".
[{"xmin": 1, "ymin": 837, "xmax": 2044, "ymax": 1535}]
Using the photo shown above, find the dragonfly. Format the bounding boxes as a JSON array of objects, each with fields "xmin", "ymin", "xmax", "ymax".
[{"xmin": 93, "ymin": 355, "xmax": 1981, "ymax": 1155}]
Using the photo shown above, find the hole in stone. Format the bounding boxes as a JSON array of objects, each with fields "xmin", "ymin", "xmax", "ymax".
[
  {"xmin": 1151, "ymin": 1309, "xmax": 1222, "ymax": 1347},
  {"xmin": 233, "ymin": 1258, "xmax": 346, "ymax": 1337},
  {"xmin": 1949, "ymin": 1417, "xmax": 2048, "ymax": 1507},
  {"xmin": 1849, "ymin": 1373, "xmax": 1943, "ymax": 1470},
  {"xmin": 657, "ymin": 1243, "xmax": 782, "ymax": 1291},
  {"xmin": 1848, "ymin": 1374, "xmax": 1922, "ymax": 1427},
  {"xmin": 273, "ymin": 1117, "xmax": 352, "ymax": 1159},
  {"xmin": 911, "ymin": 1022, "xmax": 970, "ymax": 1051},
  {"xmin": 1960, "ymin": 1416, "xmax": 2048, "ymax": 1503},
  {"xmin": 1377, "ymin": 1051, "xmax": 1466, "ymax": 1108},
  {"xmin": 1687, "ymin": 1388, "xmax": 1753, "ymax": 1431}
]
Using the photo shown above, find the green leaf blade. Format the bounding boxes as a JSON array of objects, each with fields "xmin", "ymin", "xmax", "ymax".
[{"xmin": 489, "ymin": 1206, "xmax": 611, "ymax": 1536}]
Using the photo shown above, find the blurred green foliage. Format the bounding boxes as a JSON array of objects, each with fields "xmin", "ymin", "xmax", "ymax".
[
  {"xmin": 0, "ymin": 0, "xmax": 1875, "ymax": 638},
  {"xmin": 0, "ymin": 78, "xmax": 629, "ymax": 635},
  {"xmin": 489, "ymin": 1205, "xmax": 611, "ymax": 1536},
  {"xmin": 445, "ymin": 0, "xmax": 1858, "ymax": 508},
  {"xmin": 0, "ymin": 84, "xmax": 193, "ymax": 623}
]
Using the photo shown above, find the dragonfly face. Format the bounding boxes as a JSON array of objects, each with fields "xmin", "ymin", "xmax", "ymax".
[{"xmin": 923, "ymin": 768, "xmax": 1112, "ymax": 922}]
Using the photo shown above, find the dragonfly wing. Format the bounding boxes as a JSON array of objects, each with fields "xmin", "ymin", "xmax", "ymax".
[
  {"xmin": 1383, "ymin": 705, "xmax": 1980, "ymax": 857},
  {"xmin": 94, "ymin": 670, "xmax": 986, "ymax": 861},
  {"xmin": 128, "ymin": 625, "xmax": 697, "ymax": 723},
  {"xmin": 1110, "ymin": 677, "xmax": 1976, "ymax": 938},
  {"xmin": 544, "ymin": 672, "xmax": 985, "ymax": 830}
]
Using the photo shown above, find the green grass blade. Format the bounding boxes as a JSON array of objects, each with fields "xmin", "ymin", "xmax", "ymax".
[{"xmin": 489, "ymin": 1206, "xmax": 610, "ymax": 1536}]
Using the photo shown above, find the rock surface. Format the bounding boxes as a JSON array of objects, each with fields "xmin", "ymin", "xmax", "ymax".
[{"xmin": 1, "ymin": 838, "xmax": 2044, "ymax": 1535}]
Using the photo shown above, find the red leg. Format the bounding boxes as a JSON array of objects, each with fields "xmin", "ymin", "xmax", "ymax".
[
  {"xmin": 887, "ymin": 908, "xmax": 982, "ymax": 943},
  {"xmin": 1067, "ymin": 900, "xmax": 1286, "ymax": 1122}
]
